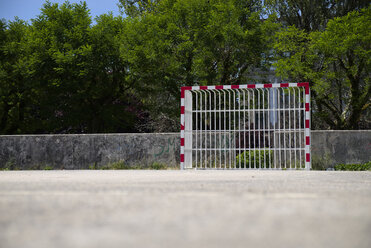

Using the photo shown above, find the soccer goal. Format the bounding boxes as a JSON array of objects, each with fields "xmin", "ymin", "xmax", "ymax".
[{"xmin": 180, "ymin": 83, "xmax": 311, "ymax": 170}]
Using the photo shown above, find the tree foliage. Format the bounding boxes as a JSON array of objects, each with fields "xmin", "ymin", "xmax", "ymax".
[
  {"xmin": 0, "ymin": 0, "xmax": 370, "ymax": 133},
  {"xmin": 119, "ymin": 0, "xmax": 277, "ymax": 131},
  {"xmin": 265, "ymin": 0, "xmax": 370, "ymax": 31},
  {"xmin": 0, "ymin": 18, "xmax": 33, "ymax": 133},
  {"xmin": 274, "ymin": 7, "xmax": 371, "ymax": 129},
  {"xmin": 0, "ymin": 1, "xmax": 147, "ymax": 134}
]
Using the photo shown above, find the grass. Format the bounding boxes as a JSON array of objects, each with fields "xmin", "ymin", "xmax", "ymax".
[
  {"xmin": 1, "ymin": 160, "xmax": 172, "ymax": 170},
  {"xmin": 311, "ymin": 153, "xmax": 333, "ymax": 170},
  {"xmin": 0, "ymin": 163, "xmax": 54, "ymax": 170},
  {"xmin": 100, "ymin": 160, "xmax": 132, "ymax": 170},
  {"xmin": 98, "ymin": 160, "xmax": 168, "ymax": 170},
  {"xmin": 310, "ymin": 152, "xmax": 371, "ymax": 171},
  {"xmin": 149, "ymin": 162, "xmax": 168, "ymax": 170},
  {"xmin": 334, "ymin": 161, "xmax": 371, "ymax": 171}
]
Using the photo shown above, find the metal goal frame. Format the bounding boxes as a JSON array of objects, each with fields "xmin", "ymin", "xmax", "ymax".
[{"xmin": 180, "ymin": 83, "xmax": 311, "ymax": 170}]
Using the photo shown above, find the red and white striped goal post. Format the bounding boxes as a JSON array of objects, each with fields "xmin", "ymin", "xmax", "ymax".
[{"xmin": 180, "ymin": 83, "xmax": 311, "ymax": 170}]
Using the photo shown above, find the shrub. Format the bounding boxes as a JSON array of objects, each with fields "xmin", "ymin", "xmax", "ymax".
[
  {"xmin": 334, "ymin": 161, "xmax": 371, "ymax": 171},
  {"xmin": 149, "ymin": 162, "xmax": 167, "ymax": 170},
  {"xmin": 236, "ymin": 149, "xmax": 273, "ymax": 169}
]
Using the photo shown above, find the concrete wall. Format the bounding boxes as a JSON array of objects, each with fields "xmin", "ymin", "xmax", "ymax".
[
  {"xmin": 311, "ymin": 130, "xmax": 371, "ymax": 168},
  {"xmin": 0, "ymin": 134, "xmax": 179, "ymax": 169},
  {"xmin": 0, "ymin": 131, "xmax": 370, "ymax": 169}
]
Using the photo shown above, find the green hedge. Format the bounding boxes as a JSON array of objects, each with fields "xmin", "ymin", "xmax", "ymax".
[
  {"xmin": 334, "ymin": 161, "xmax": 371, "ymax": 171},
  {"xmin": 236, "ymin": 150, "xmax": 273, "ymax": 169}
]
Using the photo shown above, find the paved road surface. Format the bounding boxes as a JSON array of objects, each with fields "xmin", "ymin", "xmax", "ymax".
[{"xmin": 0, "ymin": 170, "xmax": 370, "ymax": 248}]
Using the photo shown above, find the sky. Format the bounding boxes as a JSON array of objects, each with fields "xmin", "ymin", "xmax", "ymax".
[{"xmin": 0, "ymin": 0, "xmax": 122, "ymax": 22}]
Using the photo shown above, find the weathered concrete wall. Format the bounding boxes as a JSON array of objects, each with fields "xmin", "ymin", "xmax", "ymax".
[
  {"xmin": 0, "ymin": 134, "xmax": 179, "ymax": 169},
  {"xmin": 311, "ymin": 130, "xmax": 371, "ymax": 167},
  {"xmin": 0, "ymin": 131, "xmax": 370, "ymax": 169}
]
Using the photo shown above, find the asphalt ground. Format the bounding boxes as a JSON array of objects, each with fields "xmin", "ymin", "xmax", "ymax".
[{"xmin": 0, "ymin": 170, "xmax": 370, "ymax": 248}]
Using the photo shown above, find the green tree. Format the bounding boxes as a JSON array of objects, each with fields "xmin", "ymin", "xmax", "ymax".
[
  {"xmin": 28, "ymin": 0, "xmax": 93, "ymax": 132},
  {"xmin": 265, "ymin": 0, "xmax": 370, "ymax": 31},
  {"xmin": 27, "ymin": 1, "xmax": 145, "ymax": 133},
  {"xmin": 119, "ymin": 0, "xmax": 277, "ymax": 131},
  {"xmin": 274, "ymin": 8, "xmax": 371, "ymax": 129},
  {"xmin": 0, "ymin": 1, "xmax": 149, "ymax": 134},
  {"xmin": 80, "ymin": 13, "xmax": 145, "ymax": 132},
  {"xmin": 0, "ymin": 18, "xmax": 35, "ymax": 134},
  {"xmin": 118, "ymin": 0, "xmax": 159, "ymax": 17}
]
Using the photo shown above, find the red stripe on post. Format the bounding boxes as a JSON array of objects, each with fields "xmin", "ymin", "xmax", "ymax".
[
  {"xmin": 215, "ymin": 85, "xmax": 224, "ymax": 89},
  {"xmin": 247, "ymin": 84, "xmax": 256, "ymax": 89},
  {"xmin": 306, "ymin": 153, "xmax": 310, "ymax": 162},
  {"xmin": 200, "ymin": 86, "xmax": 207, "ymax": 90},
  {"xmin": 297, "ymin": 82, "xmax": 309, "ymax": 87},
  {"xmin": 305, "ymin": 103, "xmax": 310, "ymax": 111},
  {"xmin": 306, "ymin": 136, "xmax": 310, "ymax": 145},
  {"xmin": 305, "ymin": 120, "xmax": 310, "ymax": 128},
  {"xmin": 180, "ymin": 154, "xmax": 184, "ymax": 162},
  {"xmin": 181, "ymin": 86, "xmax": 192, "ymax": 98},
  {"xmin": 180, "ymin": 138, "xmax": 184, "ymax": 146},
  {"xmin": 181, "ymin": 124, "xmax": 184, "ymax": 130},
  {"xmin": 231, "ymin": 85, "xmax": 240, "ymax": 89},
  {"xmin": 264, "ymin": 84, "xmax": 272, "ymax": 88},
  {"xmin": 280, "ymin": 83, "xmax": 289, "ymax": 87},
  {"xmin": 297, "ymin": 82, "xmax": 310, "ymax": 94},
  {"xmin": 180, "ymin": 106, "xmax": 185, "ymax": 114}
]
